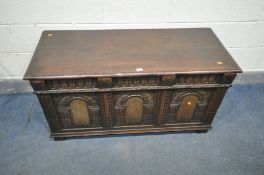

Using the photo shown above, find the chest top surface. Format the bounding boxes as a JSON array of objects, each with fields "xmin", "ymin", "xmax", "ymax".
[{"xmin": 24, "ymin": 28, "xmax": 242, "ymax": 80}]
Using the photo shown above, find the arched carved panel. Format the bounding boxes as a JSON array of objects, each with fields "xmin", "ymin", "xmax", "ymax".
[
  {"xmin": 113, "ymin": 92, "xmax": 157, "ymax": 126},
  {"xmin": 176, "ymin": 95, "xmax": 198, "ymax": 122},
  {"xmin": 125, "ymin": 97, "xmax": 144, "ymax": 124},
  {"xmin": 70, "ymin": 99, "xmax": 90, "ymax": 126},
  {"xmin": 165, "ymin": 90, "xmax": 213, "ymax": 124},
  {"xmin": 52, "ymin": 94, "xmax": 101, "ymax": 128}
]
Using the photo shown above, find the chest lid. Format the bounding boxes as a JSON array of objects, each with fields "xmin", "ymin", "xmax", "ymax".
[{"xmin": 23, "ymin": 28, "xmax": 242, "ymax": 80}]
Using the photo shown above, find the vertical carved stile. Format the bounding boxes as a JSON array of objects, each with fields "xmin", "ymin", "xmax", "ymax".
[
  {"xmin": 156, "ymin": 90, "xmax": 170, "ymax": 126},
  {"xmin": 97, "ymin": 77, "xmax": 113, "ymax": 128},
  {"xmin": 101, "ymin": 93, "xmax": 111, "ymax": 128}
]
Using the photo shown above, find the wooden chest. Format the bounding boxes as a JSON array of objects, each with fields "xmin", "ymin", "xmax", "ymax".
[{"xmin": 23, "ymin": 29, "xmax": 242, "ymax": 140}]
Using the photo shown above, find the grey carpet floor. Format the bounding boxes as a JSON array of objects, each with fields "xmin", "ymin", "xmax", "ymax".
[{"xmin": 0, "ymin": 84, "xmax": 264, "ymax": 175}]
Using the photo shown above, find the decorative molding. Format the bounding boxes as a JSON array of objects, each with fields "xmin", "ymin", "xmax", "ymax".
[
  {"xmin": 34, "ymin": 84, "xmax": 231, "ymax": 94},
  {"xmin": 29, "ymin": 74, "xmax": 237, "ymax": 93}
]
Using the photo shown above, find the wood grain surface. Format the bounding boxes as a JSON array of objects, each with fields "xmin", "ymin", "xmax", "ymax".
[{"xmin": 24, "ymin": 28, "xmax": 242, "ymax": 80}]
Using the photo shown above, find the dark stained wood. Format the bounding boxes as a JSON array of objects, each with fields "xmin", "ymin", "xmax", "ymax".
[
  {"xmin": 24, "ymin": 28, "xmax": 241, "ymax": 80},
  {"xmin": 156, "ymin": 90, "xmax": 169, "ymax": 126},
  {"xmin": 24, "ymin": 29, "xmax": 242, "ymax": 140},
  {"xmin": 101, "ymin": 93, "xmax": 111, "ymax": 128}
]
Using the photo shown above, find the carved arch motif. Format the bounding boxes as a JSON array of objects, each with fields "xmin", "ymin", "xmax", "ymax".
[
  {"xmin": 114, "ymin": 93, "xmax": 155, "ymax": 126},
  {"xmin": 54, "ymin": 94, "xmax": 101, "ymax": 128},
  {"xmin": 58, "ymin": 95, "xmax": 97, "ymax": 108},
  {"xmin": 166, "ymin": 90, "xmax": 209, "ymax": 123},
  {"xmin": 115, "ymin": 93, "xmax": 154, "ymax": 106},
  {"xmin": 170, "ymin": 91, "xmax": 208, "ymax": 105}
]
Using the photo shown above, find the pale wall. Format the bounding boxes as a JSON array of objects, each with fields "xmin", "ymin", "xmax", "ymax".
[{"xmin": 0, "ymin": 0, "xmax": 264, "ymax": 79}]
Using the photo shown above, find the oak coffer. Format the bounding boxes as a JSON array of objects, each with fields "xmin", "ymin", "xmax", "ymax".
[{"xmin": 23, "ymin": 28, "xmax": 242, "ymax": 140}]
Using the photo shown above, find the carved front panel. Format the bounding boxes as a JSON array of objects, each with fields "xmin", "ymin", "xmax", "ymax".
[
  {"xmin": 31, "ymin": 72, "xmax": 235, "ymax": 138},
  {"xmin": 52, "ymin": 93, "xmax": 102, "ymax": 128},
  {"xmin": 165, "ymin": 89, "xmax": 214, "ymax": 124},
  {"xmin": 112, "ymin": 91, "xmax": 158, "ymax": 126}
]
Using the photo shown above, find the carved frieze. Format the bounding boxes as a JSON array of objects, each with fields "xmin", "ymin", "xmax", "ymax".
[
  {"xmin": 46, "ymin": 79, "xmax": 97, "ymax": 90},
  {"xmin": 175, "ymin": 74, "xmax": 224, "ymax": 85},
  {"xmin": 98, "ymin": 78, "xmax": 112, "ymax": 88},
  {"xmin": 112, "ymin": 76, "xmax": 160, "ymax": 87},
  {"xmin": 31, "ymin": 74, "xmax": 234, "ymax": 93}
]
